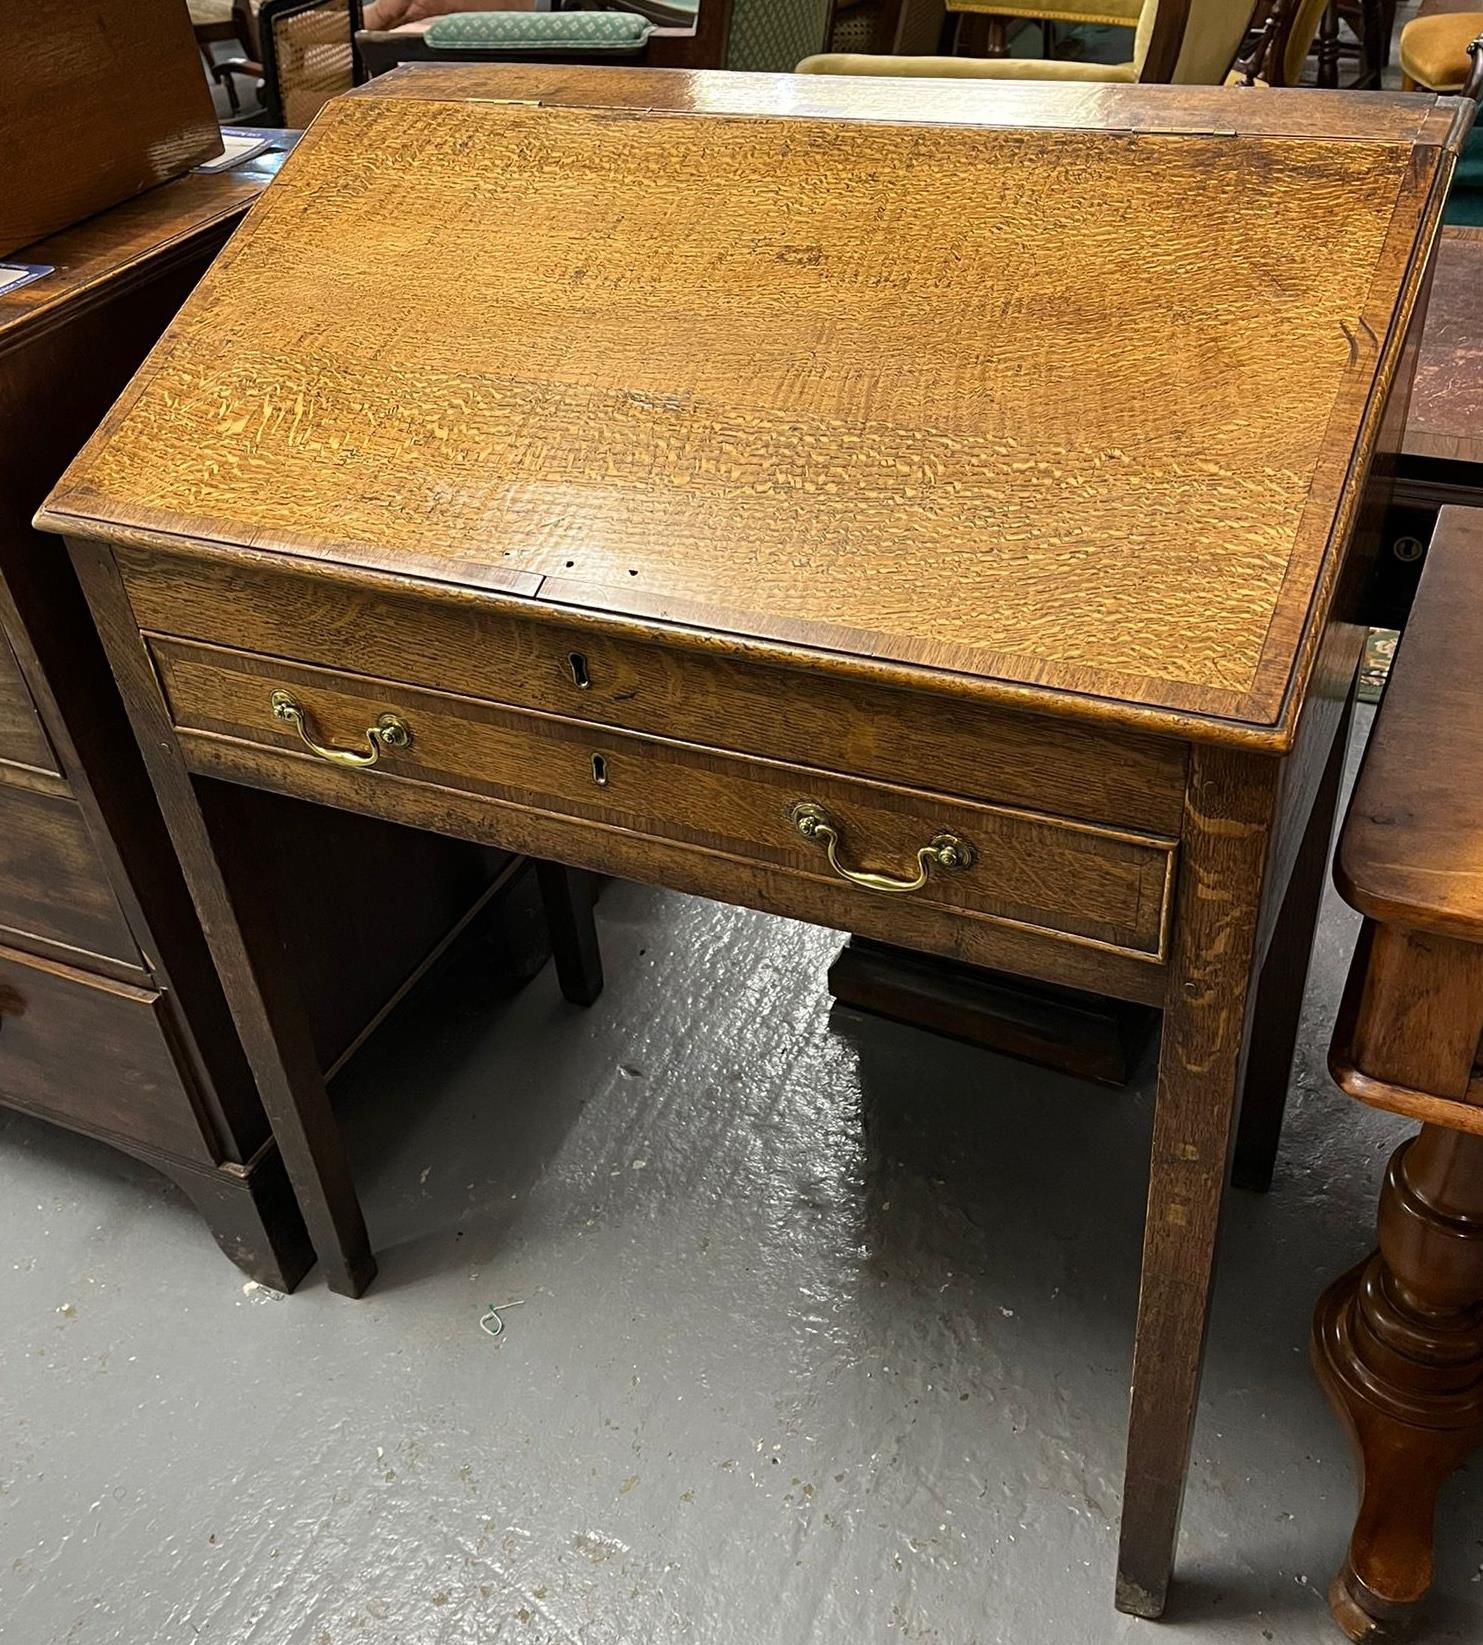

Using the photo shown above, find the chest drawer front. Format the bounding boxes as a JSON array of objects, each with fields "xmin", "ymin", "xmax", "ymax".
[
  {"xmin": 152, "ymin": 638, "xmax": 1176, "ymax": 963},
  {"xmin": 0, "ymin": 628, "xmax": 58, "ymax": 776},
  {"xmin": 118, "ymin": 547, "xmax": 1188, "ymax": 834},
  {"xmin": 0, "ymin": 784, "xmax": 141, "ymax": 968},
  {"xmin": 0, "ymin": 945, "xmax": 208, "ymax": 1162}
]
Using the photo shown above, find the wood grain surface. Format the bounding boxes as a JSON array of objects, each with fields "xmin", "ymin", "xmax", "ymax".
[
  {"xmin": 0, "ymin": 137, "xmax": 298, "ymax": 348},
  {"xmin": 41, "ymin": 79, "xmax": 1458, "ymax": 743},
  {"xmin": 0, "ymin": 0, "xmax": 222, "ymax": 258},
  {"xmin": 0, "ymin": 630, "xmax": 57, "ymax": 776},
  {"xmin": 149, "ymin": 634, "xmax": 1178, "ymax": 961},
  {"xmin": 115, "ymin": 544, "xmax": 1189, "ymax": 832},
  {"xmin": 1403, "ymin": 225, "xmax": 1483, "ymax": 468},
  {"xmin": 1337, "ymin": 506, "xmax": 1483, "ymax": 941},
  {"xmin": 357, "ymin": 62, "xmax": 1463, "ymax": 142}
]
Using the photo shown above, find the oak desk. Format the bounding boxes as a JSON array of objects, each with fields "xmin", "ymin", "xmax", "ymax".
[{"xmin": 39, "ymin": 67, "xmax": 1469, "ymax": 1619}]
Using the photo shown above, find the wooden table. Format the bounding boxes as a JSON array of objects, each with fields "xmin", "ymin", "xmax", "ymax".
[
  {"xmin": 1318, "ymin": 505, "xmax": 1483, "ymax": 1642},
  {"xmin": 1374, "ymin": 224, "xmax": 1483, "ymax": 625},
  {"xmin": 36, "ymin": 67, "xmax": 1469, "ymax": 1618}
]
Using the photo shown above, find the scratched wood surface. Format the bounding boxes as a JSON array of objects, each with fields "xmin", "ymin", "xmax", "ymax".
[
  {"xmin": 356, "ymin": 63, "xmax": 1463, "ymax": 142},
  {"xmin": 1403, "ymin": 226, "xmax": 1483, "ymax": 468},
  {"xmin": 42, "ymin": 74, "xmax": 1458, "ymax": 740}
]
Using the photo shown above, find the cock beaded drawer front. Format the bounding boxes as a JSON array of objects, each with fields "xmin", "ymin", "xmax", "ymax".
[
  {"xmin": 145, "ymin": 634, "xmax": 1178, "ymax": 965},
  {"xmin": 109, "ymin": 544, "xmax": 1191, "ymax": 840}
]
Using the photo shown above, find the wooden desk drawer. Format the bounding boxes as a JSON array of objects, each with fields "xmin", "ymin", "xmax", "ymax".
[
  {"xmin": 0, "ymin": 784, "xmax": 141, "ymax": 968},
  {"xmin": 151, "ymin": 638, "xmax": 1176, "ymax": 963},
  {"xmin": 117, "ymin": 547, "xmax": 1188, "ymax": 835}
]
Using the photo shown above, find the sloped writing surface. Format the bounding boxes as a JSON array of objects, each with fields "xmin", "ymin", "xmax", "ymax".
[{"xmin": 44, "ymin": 82, "xmax": 1447, "ymax": 730}]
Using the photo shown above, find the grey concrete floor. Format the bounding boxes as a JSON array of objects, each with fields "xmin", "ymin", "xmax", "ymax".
[{"xmin": 3, "ymin": 713, "xmax": 1482, "ymax": 1644}]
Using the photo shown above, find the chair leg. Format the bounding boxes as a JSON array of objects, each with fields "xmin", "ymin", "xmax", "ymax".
[
  {"xmin": 535, "ymin": 862, "xmax": 604, "ymax": 1007},
  {"xmin": 1318, "ymin": 2, "xmax": 1342, "ymax": 87},
  {"xmin": 1358, "ymin": 0, "xmax": 1385, "ymax": 88}
]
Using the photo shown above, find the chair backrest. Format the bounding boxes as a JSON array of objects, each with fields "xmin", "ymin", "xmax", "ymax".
[
  {"xmin": 1133, "ymin": 0, "xmax": 1264, "ymax": 85},
  {"xmin": 826, "ymin": 0, "xmax": 945, "ymax": 55},
  {"xmin": 726, "ymin": 0, "xmax": 832, "ymax": 70},
  {"xmin": 1229, "ymin": 0, "xmax": 1337, "ymax": 87},
  {"xmin": 260, "ymin": 0, "xmax": 363, "ymax": 128}
]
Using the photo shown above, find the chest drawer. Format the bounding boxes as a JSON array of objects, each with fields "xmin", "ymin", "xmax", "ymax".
[
  {"xmin": 0, "ymin": 783, "xmax": 141, "ymax": 969},
  {"xmin": 0, "ymin": 943, "xmax": 209, "ymax": 1161},
  {"xmin": 117, "ymin": 546, "xmax": 1188, "ymax": 835},
  {"xmin": 151, "ymin": 638, "xmax": 1176, "ymax": 963}
]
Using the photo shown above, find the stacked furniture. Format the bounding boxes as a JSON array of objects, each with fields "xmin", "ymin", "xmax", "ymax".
[{"xmin": 797, "ymin": 0, "xmax": 1323, "ymax": 84}]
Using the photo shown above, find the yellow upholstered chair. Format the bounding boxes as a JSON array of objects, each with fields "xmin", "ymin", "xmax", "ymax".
[
  {"xmin": 1399, "ymin": 11, "xmax": 1483, "ymax": 92},
  {"xmin": 800, "ymin": 0, "xmax": 1324, "ymax": 87}
]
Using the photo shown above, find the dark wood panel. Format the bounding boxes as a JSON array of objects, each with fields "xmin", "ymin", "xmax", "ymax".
[
  {"xmin": 1339, "ymin": 507, "xmax": 1483, "ymax": 942},
  {"xmin": 0, "ymin": 944, "xmax": 212, "ymax": 1162},
  {"xmin": 1404, "ymin": 225, "xmax": 1483, "ymax": 469},
  {"xmin": 0, "ymin": 624, "xmax": 56, "ymax": 774},
  {"xmin": 0, "ymin": 0, "xmax": 222, "ymax": 258},
  {"xmin": 0, "ymin": 785, "xmax": 141, "ymax": 967}
]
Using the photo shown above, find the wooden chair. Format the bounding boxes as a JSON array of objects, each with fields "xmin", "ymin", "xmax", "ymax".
[
  {"xmin": 1313, "ymin": 0, "xmax": 1397, "ymax": 88},
  {"xmin": 826, "ymin": 0, "xmax": 947, "ymax": 55},
  {"xmin": 799, "ymin": 0, "xmax": 1317, "ymax": 85},
  {"xmin": 946, "ymin": 0, "xmax": 1141, "ymax": 62},
  {"xmin": 358, "ymin": 1, "xmax": 742, "ymax": 74},
  {"xmin": 1315, "ymin": 506, "xmax": 1483, "ymax": 1643},
  {"xmin": 216, "ymin": 0, "xmax": 363, "ymax": 127},
  {"xmin": 190, "ymin": 0, "xmax": 259, "ymax": 111},
  {"xmin": 357, "ymin": 0, "xmax": 901, "ymax": 74},
  {"xmin": 1400, "ymin": 7, "xmax": 1483, "ymax": 91}
]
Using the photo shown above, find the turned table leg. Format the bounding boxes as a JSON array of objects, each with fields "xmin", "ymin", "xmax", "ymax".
[
  {"xmin": 1314, "ymin": 1124, "xmax": 1483, "ymax": 1640},
  {"xmin": 1318, "ymin": 921, "xmax": 1483, "ymax": 1638}
]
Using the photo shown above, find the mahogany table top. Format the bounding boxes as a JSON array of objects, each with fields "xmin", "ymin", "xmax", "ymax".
[
  {"xmin": 40, "ymin": 69, "xmax": 1468, "ymax": 748},
  {"xmin": 1, "ymin": 134, "xmax": 298, "ymax": 350},
  {"xmin": 1403, "ymin": 224, "xmax": 1483, "ymax": 473}
]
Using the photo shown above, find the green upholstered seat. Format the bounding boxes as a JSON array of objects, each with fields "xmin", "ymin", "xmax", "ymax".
[{"xmin": 423, "ymin": 10, "xmax": 654, "ymax": 50}]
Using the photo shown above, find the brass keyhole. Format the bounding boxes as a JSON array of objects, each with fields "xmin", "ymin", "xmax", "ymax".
[
  {"xmin": 568, "ymin": 652, "xmax": 592, "ymax": 689},
  {"xmin": 591, "ymin": 752, "xmax": 609, "ymax": 787}
]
